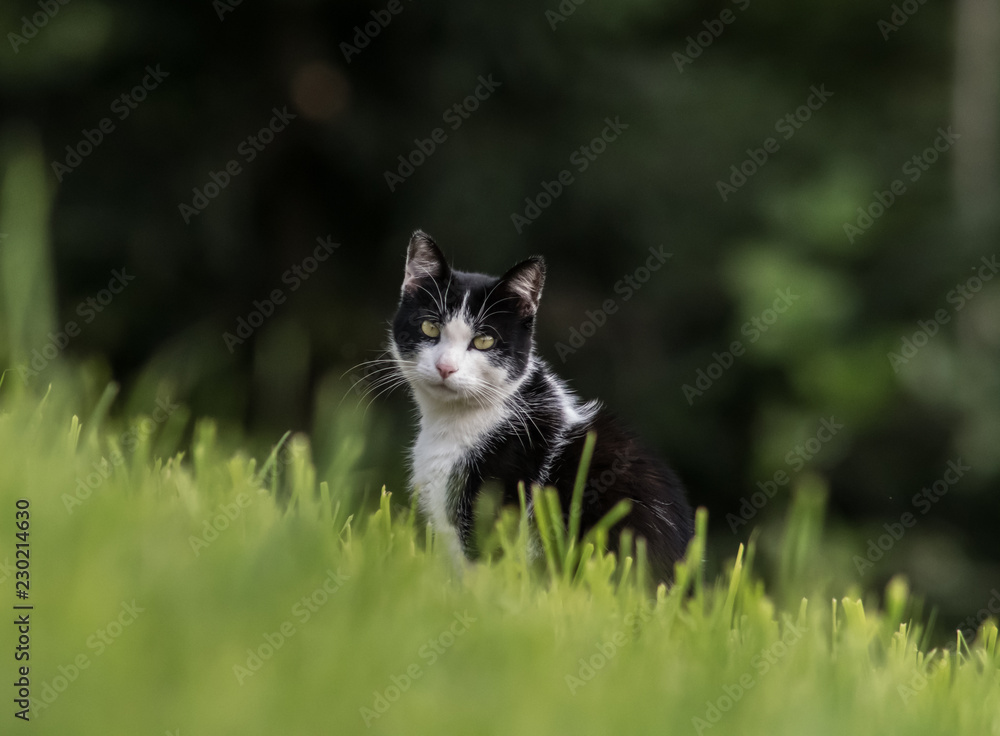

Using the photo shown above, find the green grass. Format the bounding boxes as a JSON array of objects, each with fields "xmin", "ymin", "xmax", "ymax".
[{"xmin": 0, "ymin": 379, "xmax": 998, "ymax": 736}]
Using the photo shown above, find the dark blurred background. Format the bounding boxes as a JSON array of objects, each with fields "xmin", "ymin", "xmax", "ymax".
[{"xmin": 1, "ymin": 0, "xmax": 998, "ymax": 636}]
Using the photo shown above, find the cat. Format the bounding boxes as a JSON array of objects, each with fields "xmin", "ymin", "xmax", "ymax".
[{"xmin": 387, "ymin": 230, "xmax": 694, "ymax": 582}]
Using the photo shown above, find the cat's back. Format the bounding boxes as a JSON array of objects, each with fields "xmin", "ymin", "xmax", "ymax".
[{"xmin": 546, "ymin": 406, "xmax": 695, "ymax": 577}]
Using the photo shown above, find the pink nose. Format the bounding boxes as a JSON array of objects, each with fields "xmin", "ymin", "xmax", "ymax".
[{"xmin": 436, "ymin": 362, "xmax": 457, "ymax": 380}]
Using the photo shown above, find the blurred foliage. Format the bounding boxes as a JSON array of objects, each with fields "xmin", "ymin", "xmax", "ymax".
[{"xmin": 1, "ymin": 0, "xmax": 998, "ymax": 635}]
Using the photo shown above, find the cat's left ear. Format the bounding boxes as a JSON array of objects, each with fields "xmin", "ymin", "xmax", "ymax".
[{"xmin": 501, "ymin": 256, "xmax": 545, "ymax": 317}]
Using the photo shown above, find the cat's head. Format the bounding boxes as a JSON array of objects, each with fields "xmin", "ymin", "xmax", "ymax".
[{"xmin": 391, "ymin": 230, "xmax": 545, "ymax": 407}]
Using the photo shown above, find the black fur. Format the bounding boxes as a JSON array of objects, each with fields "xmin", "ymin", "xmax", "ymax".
[{"xmin": 460, "ymin": 362, "xmax": 694, "ymax": 581}]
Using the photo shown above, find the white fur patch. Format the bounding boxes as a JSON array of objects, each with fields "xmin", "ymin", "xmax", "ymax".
[
  {"xmin": 410, "ymin": 382, "xmax": 512, "ymax": 562},
  {"xmin": 547, "ymin": 372, "xmax": 599, "ymax": 428},
  {"xmin": 536, "ymin": 368, "xmax": 600, "ymax": 486}
]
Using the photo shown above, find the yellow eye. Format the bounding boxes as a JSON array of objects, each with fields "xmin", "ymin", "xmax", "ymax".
[
  {"xmin": 421, "ymin": 321, "xmax": 440, "ymax": 338},
  {"xmin": 473, "ymin": 335, "xmax": 495, "ymax": 350}
]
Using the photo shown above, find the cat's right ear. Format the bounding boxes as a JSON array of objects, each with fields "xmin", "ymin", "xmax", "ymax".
[
  {"xmin": 403, "ymin": 230, "xmax": 448, "ymax": 294},
  {"xmin": 500, "ymin": 256, "xmax": 545, "ymax": 317}
]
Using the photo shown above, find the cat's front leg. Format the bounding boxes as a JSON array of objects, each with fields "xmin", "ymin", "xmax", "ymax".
[{"xmin": 431, "ymin": 519, "xmax": 472, "ymax": 578}]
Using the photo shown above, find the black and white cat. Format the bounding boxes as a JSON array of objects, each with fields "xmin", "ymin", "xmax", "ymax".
[{"xmin": 388, "ymin": 230, "xmax": 693, "ymax": 582}]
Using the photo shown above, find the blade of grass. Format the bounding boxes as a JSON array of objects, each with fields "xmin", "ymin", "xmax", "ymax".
[
  {"xmin": 567, "ymin": 430, "xmax": 597, "ymax": 546},
  {"xmin": 255, "ymin": 430, "xmax": 293, "ymax": 490},
  {"xmin": 545, "ymin": 488, "xmax": 567, "ymax": 571},
  {"xmin": 531, "ymin": 484, "xmax": 559, "ymax": 579}
]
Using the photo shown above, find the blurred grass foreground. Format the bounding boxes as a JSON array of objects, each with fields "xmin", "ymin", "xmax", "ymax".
[
  {"xmin": 1, "ymin": 142, "xmax": 999, "ymax": 735},
  {"xmin": 1, "ymin": 374, "xmax": 1000, "ymax": 735}
]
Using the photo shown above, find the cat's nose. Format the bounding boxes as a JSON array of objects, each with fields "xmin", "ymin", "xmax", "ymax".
[{"xmin": 436, "ymin": 361, "xmax": 458, "ymax": 380}]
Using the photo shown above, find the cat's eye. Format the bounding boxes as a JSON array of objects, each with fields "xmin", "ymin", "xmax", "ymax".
[
  {"xmin": 421, "ymin": 321, "xmax": 440, "ymax": 338},
  {"xmin": 472, "ymin": 335, "xmax": 495, "ymax": 350}
]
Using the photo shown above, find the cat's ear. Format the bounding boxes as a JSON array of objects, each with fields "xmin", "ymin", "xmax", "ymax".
[
  {"xmin": 403, "ymin": 230, "xmax": 448, "ymax": 294},
  {"xmin": 501, "ymin": 256, "xmax": 545, "ymax": 317}
]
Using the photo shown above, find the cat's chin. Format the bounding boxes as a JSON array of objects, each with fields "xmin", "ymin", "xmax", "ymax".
[
  {"xmin": 416, "ymin": 380, "xmax": 462, "ymax": 400},
  {"xmin": 414, "ymin": 380, "xmax": 480, "ymax": 407}
]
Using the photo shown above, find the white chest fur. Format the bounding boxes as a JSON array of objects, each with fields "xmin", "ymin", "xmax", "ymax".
[{"xmin": 410, "ymin": 396, "xmax": 510, "ymax": 560}]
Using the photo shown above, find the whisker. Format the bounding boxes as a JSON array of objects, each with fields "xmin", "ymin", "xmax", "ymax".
[
  {"xmin": 474, "ymin": 295, "xmax": 520, "ymax": 327},
  {"xmin": 339, "ymin": 354, "xmax": 396, "ymax": 379},
  {"xmin": 337, "ymin": 353, "xmax": 418, "ymax": 409},
  {"xmin": 359, "ymin": 377, "xmax": 411, "ymax": 416},
  {"xmin": 474, "ymin": 281, "xmax": 508, "ymax": 324},
  {"xmin": 478, "ymin": 383, "xmax": 545, "ymax": 446}
]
